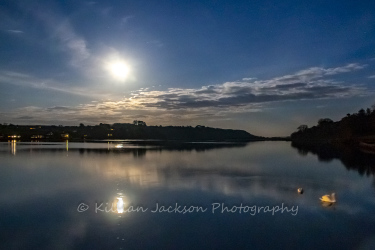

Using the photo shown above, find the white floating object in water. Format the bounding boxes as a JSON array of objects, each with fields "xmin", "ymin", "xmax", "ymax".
[
  {"xmin": 320, "ymin": 193, "xmax": 336, "ymax": 203},
  {"xmin": 297, "ymin": 188, "xmax": 303, "ymax": 194}
]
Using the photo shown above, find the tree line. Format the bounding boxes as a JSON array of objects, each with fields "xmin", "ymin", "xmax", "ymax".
[{"xmin": 292, "ymin": 105, "xmax": 375, "ymax": 144}]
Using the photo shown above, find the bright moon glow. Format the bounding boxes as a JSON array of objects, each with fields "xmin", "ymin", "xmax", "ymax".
[{"xmin": 108, "ymin": 61, "xmax": 130, "ymax": 80}]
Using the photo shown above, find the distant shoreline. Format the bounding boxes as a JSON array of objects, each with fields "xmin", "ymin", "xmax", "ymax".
[
  {"xmin": 0, "ymin": 122, "xmax": 290, "ymax": 143},
  {"xmin": 0, "ymin": 137, "xmax": 291, "ymax": 143}
]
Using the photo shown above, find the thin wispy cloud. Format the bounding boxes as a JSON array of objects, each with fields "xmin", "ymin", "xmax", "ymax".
[
  {"xmin": 0, "ymin": 71, "xmax": 105, "ymax": 98},
  {"xmin": 85, "ymin": 1, "xmax": 97, "ymax": 5},
  {"xmin": 6, "ymin": 29, "xmax": 24, "ymax": 34},
  {"xmin": 50, "ymin": 20, "xmax": 90, "ymax": 67},
  {"xmin": 29, "ymin": 6, "xmax": 90, "ymax": 68},
  {"xmin": 2, "ymin": 2, "xmax": 89, "ymax": 71},
  {"xmin": 120, "ymin": 15, "xmax": 134, "ymax": 26},
  {"xmin": 242, "ymin": 78, "xmax": 257, "ymax": 81}
]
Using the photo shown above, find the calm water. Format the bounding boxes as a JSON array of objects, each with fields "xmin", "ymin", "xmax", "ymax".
[{"xmin": 1, "ymin": 141, "xmax": 375, "ymax": 250}]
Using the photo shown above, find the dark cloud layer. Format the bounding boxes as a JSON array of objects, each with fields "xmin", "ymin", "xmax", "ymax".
[{"xmin": 128, "ymin": 63, "xmax": 366, "ymax": 110}]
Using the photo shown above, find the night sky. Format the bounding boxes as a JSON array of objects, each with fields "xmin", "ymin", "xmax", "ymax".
[{"xmin": 1, "ymin": 0, "xmax": 374, "ymax": 136}]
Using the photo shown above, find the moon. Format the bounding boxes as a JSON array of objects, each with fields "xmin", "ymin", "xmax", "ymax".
[{"xmin": 108, "ymin": 61, "xmax": 130, "ymax": 80}]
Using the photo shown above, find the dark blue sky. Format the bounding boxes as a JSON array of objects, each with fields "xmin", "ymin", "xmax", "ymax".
[{"xmin": 0, "ymin": 0, "xmax": 374, "ymax": 136}]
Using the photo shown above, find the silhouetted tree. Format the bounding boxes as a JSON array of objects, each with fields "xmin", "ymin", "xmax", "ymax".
[
  {"xmin": 358, "ymin": 109, "xmax": 365, "ymax": 116},
  {"xmin": 297, "ymin": 125, "xmax": 308, "ymax": 132},
  {"xmin": 291, "ymin": 105, "xmax": 375, "ymax": 144},
  {"xmin": 79, "ymin": 123, "xmax": 85, "ymax": 127},
  {"xmin": 133, "ymin": 120, "xmax": 146, "ymax": 126},
  {"xmin": 318, "ymin": 118, "xmax": 333, "ymax": 126}
]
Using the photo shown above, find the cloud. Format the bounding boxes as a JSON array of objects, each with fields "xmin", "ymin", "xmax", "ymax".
[
  {"xmin": 368, "ymin": 75, "xmax": 375, "ymax": 79},
  {"xmin": 242, "ymin": 77, "xmax": 257, "ymax": 81},
  {"xmin": 27, "ymin": 5, "xmax": 90, "ymax": 68},
  {"xmin": 1, "ymin": 63, "xmax": 369, "ymax": 126},
  {"xmin": 50, "ymin": 20, "xmax": 90, "ymax": 67},
  {"xmin": 120, "ymin": 15, "xmax": 134, "ymax": 26},
  {"xmin": 1, "ymin": 2, "xmax": 90, "ymax": 70},
  {"xmin": 85, "ymin": 1, "xmax": 97, "ymax": 5},
  {"xmin": 324, "ymin": 63, "xmax": 367, "ymax": 75},
  {"xmin": 0, "ymin": 71, "xmax": 105, "ymax": 98},
  {"xmin": 6, "ymin": 29, "xmax": 24, "ymax": 34},
  {"xmin": 122, "ymin": 63, "xmax": 368, "ymax": 110},
  {"xmin": 0, "ymin": 101, "xmax": 234, "ymax": 125},
  {"xmin": 15, "ymin": 116, "xmax": 33, "ymax": 120},
  {"xmin": 271, "ymin": 63, "xmax": 367, "ymax": 83}
]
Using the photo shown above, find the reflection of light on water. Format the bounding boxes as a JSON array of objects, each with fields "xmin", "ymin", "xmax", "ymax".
[
  {"xmin": 117, "ymin": 197, "xmax": 124, "ymax": 213},
  {"xmin": 11, "ymin": 140, "xmax": 17, "ymax": 155},
  {"xmin": 114, "ymin": 194, "xmax": 130, "ymax": 214},
  {"xmin": 66, "ymin": 140, "xmax": 69, "ymax": 151},
  {"xmin": 115, "ymin": 144, "xmax": 123, "ymax": 148},
  {"xmin": 321, "ymin": 202, "xmax": 335, "ymax": 208}
]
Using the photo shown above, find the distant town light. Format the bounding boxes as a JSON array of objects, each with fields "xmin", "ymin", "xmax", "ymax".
[
  {"xmin": 31, "ymin": 135, "xmax": 44, "ymax": 139},
  {"xmin": 8, "ymin": 135, "xmax": 21, "ymax": 138},
  {"xmin": 61, "ymin": 133, "xmax": 69, "ymax": 138}
]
